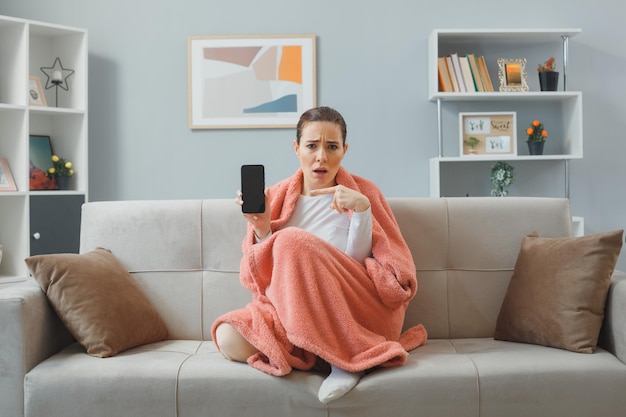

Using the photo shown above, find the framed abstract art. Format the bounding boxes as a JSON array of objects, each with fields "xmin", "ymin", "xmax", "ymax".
[{"xmin": 188, "ymin": 34, "xmax": 316, "ymax": 129}]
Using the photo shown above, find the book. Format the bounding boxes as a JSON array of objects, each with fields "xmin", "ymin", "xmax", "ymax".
[
  {"xmin": 459, "ymin": 56, "xmax": 477, "ymax": 92},
  {"xmin": 449, "ymin": 53, "xmax": 466, "ymax": 92},
  {"xmin": 466, "ymin": 53, "xmax": 485, "ymax": 92},
  {"xmin": 477, "ymin": 56, "xmax": 494, "ymax": 92},
  {"xmin": 446, "ymin": 56, "xmax": 459, "ymax": 92},
  {"xmin": 437, "ymin": 57, "xmax": 454, "ymax": 92}
]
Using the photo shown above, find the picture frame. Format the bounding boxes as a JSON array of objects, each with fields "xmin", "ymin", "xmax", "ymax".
[
  {"xmin": 28, "ymin": 76, "xmax": 47, "ymax": 106},
  {"xmin": 188, "ymin": 34, "xmax": 316, "ymax": 129},
  {"xmin": 497, "ymin": 58, "xmax": 529, "ymax": 92},
  {"xmin": 459, "ymin": 112, "xmax": 517, "ymax": 157},
  {"xmin": 0, "ymin": 157, "xmax": 17, "ymax": 191},
  {"xmin": 29, "ymin": 135, "xmax": 56, "ymax": 190}
]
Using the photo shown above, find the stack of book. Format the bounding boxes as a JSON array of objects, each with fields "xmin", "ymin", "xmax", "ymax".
[{"xmin": 438, "ymin": 53, "xmax": 494, "ymax": 93}]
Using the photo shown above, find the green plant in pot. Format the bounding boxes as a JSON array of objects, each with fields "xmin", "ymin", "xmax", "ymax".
[
  {"xmin": 45, "ymin": 154, "xmax": 74, "ymax": 190},
  {"xmin": 526, "ymin": 119, "xmax": 548, "ymax": 155},
  {"xmin": 538, "ymin": 57, "xmax": 559, "ymax": 91},
  {"xmin": 464, "ymin": 136, "xmax": 480, "ymax": 155}
]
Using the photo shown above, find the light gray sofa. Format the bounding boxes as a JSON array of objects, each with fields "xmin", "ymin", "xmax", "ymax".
[{"xmin": 1, "ymin": 197, "xmax": 625, "ymax": 417}]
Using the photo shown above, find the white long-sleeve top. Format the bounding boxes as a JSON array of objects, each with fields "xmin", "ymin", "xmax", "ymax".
[{"xmin": 280, "ymin": 193, "xmax": 373, "ymax": 264}]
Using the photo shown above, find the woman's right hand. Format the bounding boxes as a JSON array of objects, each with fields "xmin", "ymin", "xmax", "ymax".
[{"xmin": 235, "ymin": 187, "xmax": 272, "ymax": 239}]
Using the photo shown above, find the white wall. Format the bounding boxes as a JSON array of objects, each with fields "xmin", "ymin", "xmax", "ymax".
[{"xmin": 2, "ymin": 0, "xmax": 625, "ymax": 270}]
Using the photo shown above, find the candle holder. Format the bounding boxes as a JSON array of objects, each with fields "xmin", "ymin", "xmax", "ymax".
[{"xmin": 40, "ymin": 57, "xmax": 74, "ymax": 107}]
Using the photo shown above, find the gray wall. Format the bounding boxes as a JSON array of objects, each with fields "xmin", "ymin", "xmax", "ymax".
[{"xmin": 2, "ymin": 0, "xmax": 625, "ymax": 270}]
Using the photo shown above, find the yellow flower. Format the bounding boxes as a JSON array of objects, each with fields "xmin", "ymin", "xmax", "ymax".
[{"xmin": 45, "ymin": 155, "xmax": 75, "ymax": 179}]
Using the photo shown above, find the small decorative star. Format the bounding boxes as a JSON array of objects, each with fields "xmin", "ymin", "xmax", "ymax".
[{"xmin": 40, "ymin": 57, "xmax": 74, "ymax": 91}]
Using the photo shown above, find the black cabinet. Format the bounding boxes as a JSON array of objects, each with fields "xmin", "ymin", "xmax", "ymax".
[{"xmin": 30, "ymin": 195, "xmax": 84, "ymax": 256}]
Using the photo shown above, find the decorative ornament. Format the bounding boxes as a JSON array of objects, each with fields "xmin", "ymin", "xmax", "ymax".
[{"xmin": 40, "ymin": 57, "xmax": 74, "ymax": 107}]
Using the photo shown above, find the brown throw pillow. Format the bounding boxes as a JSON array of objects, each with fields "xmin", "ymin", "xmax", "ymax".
[
  {"xmin": 494, "ymin": 230, "xmax": 623, "ymax": 353},
  {"xmin": 26, "ymin": 247, "xmax": 169, "ymax": 357}
]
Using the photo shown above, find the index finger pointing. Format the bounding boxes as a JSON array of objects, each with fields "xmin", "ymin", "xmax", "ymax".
[{"xmin": 310, "ymin": 186, "xmax": 338, "ymax": 195}]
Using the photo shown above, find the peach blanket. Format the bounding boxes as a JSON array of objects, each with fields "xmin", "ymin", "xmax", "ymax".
[{"xmin": 212, "ymin": 168, "xmax": 427, "ymax": 376}]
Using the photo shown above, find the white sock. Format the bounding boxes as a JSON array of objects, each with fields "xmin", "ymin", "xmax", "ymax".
[{"xmin": 317, "ymin": 365, "xmax": 364, "ymax": 403}]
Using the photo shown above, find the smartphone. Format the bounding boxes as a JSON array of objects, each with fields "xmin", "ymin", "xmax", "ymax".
[{"xmin": 241, "ymin": 164, "xmax": 266, "ymax": 213}]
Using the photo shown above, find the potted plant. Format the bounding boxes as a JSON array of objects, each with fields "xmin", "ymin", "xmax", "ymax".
[
  {"xmin": 537, "ymin": 57, "xmax": 559, "ymax": 91},
  {"xmin": 490, "ymin": 161, "xmax": 515, "ymax": 197},
  {"xmin": 464, "ymin": 136, "xmax": 480, "ymax": 155},
  {"xmin": 45, "ymin": 154, "xmax": 74, "ymax": 190},
  {"xmin": 526, "ymin": 119, "xmax": 548, "ymax": 155}
]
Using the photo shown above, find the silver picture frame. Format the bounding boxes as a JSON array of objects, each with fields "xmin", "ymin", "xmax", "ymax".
[{"xmin": 497, "ymin": 58, "xmax": 529, "ymax": 92}]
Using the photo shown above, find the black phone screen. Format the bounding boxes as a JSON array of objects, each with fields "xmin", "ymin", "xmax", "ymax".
[{"xmin": 241, "ymin": 164, "xmax": 265, "ymax": 213}]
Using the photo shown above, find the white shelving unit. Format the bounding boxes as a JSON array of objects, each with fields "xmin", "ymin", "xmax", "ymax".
[
  {"xmin": 0, "ymin": 15, "xmax": 88, "ymax": 287},
  {"xmin": 428, "ymin": 28, "xmax": 584, "ymax": 235}
]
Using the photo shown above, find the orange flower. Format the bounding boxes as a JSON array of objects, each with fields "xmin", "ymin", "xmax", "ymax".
[
  {"xmin": 538, "ymin": 57, "xmax": 556, "ymax": 72},
  {"xmin": 527, "ymin": 119, "xmax": 548, "ymax": 142}
]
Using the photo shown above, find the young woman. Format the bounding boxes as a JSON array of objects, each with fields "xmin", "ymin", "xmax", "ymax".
[{"xmin": 213, "ymin": 106, "xmax": 426, "ymax": 403}]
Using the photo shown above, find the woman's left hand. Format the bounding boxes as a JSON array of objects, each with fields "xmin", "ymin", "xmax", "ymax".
[{"xmin": 310, "ymin": 185, "xmax": 370, "ymax": 214}]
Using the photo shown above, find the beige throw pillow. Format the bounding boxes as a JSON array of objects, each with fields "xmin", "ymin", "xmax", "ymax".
[
  {"xmin": 494, "ymin": 230, "xmax": 623, "ymax": 353},
  {"xmin": 26, "ymin": 247, "xmax": 169, "ymax": 357}
]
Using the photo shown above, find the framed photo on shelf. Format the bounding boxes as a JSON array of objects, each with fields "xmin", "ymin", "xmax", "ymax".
[
  {"xmin": 188, "ymin": 34, "xmax": 316, "ymax": 129},
  {"xmin": 459, "ymin": 112, "xmax": 517, "ymax": 157},
  {"xmin": 29, "ymin": 135, "xmax": 56, "ymax": 190},
  {"xmin": 497, "ymin": 58, "xmax": 529, "ymax": 92},
  {"xmin": 0, "ymin": 157, "xmax": 17, "ymax": 191},
  {"xmin": 28, "ymin": 76, "xmax": 47, "ymax": 106}
]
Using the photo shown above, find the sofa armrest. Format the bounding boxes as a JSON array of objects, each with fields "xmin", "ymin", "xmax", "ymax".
[
  {"xmin": 0, "ymin": 279, "xmax": 74, "ymax": 417},
  {"xmin": 600, "ymin": 270, "xmax": 626, "ymax": 363}
]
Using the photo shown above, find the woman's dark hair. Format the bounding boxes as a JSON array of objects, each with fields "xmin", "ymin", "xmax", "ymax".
[{"xmin": 296, "ymin": 106, "xmax": 347, "ymax": 145}]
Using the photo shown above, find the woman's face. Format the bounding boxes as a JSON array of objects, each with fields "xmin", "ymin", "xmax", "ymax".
[{"xmin": 294, "ymin": 121, "xmax": 348, "ymax": 195}]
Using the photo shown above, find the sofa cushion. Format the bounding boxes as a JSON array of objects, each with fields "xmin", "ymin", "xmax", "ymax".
[
  {"xmin": 494, "ymin": 230, "xmax": 623, "ymax": 353},
  {"xmin": 25, "ymin": 247, "xmax": 169, "ymax": 357}
]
